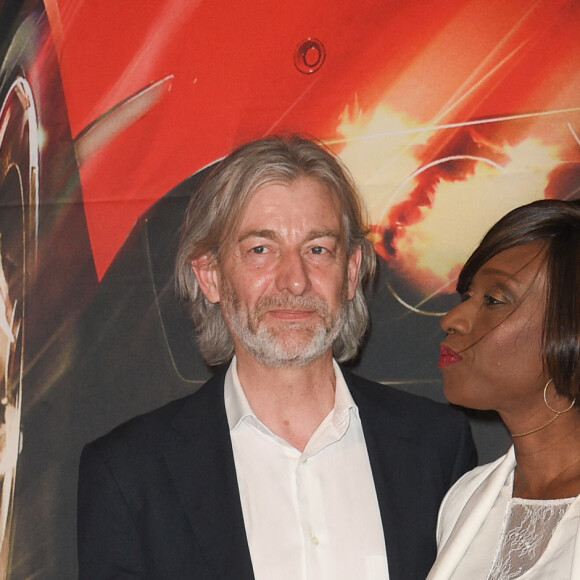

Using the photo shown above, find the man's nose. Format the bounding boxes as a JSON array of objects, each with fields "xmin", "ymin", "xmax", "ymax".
[{"xmin": 275, "ymin": 251, "xmax": 309, "ymax": 295}]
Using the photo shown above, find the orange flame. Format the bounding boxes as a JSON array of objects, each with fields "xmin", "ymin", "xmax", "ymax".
[{"xmin": 337, "ymin": 104, "xmax": 563, "ymax": 297}]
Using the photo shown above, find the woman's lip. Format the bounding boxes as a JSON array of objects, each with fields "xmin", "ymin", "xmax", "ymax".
[{"xmin": 438, "ymin": 344, "xmax": 462, "ymax": 368}]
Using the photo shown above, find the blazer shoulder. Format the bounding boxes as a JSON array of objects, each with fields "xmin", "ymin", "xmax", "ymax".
[
  {"xmin": 344, "ymin": 369, "xmax": 465, "ymax": 422},
  {"xmin": 84, "ymin": 369, "xmax": 226, "ymax": 461},
  {"xmin": 344, "ymin": 370, "xmax": 476, "ymax": 467}
]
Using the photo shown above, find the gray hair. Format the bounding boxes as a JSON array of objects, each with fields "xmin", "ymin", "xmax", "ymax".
[{"xmin": 176, "ymin": 134, "xmax": 376, "ymax": 366}]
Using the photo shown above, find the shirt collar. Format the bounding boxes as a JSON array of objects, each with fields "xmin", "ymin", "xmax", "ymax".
[
  {"xmin": 224, "ymin": 356, "xmax": 358, "ymax": 434},
  {"xmin": 224, "ymin": 356, "xmax": 255, "ymax": 431}
]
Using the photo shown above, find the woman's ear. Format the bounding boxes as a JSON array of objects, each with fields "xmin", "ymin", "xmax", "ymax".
[{"xmin": 191, "ymin": 255, "xmax": 220, "ymax": 303}]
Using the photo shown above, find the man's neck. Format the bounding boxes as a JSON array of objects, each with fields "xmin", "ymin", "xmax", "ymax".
[{"xmin": 235, "ymin": 352, "xmax": 337, "ymax": 451}]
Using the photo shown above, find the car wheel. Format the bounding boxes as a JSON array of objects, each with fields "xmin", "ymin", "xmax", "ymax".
[{"xmin": 0, "ymin": 72, "xmax": 38, "ymax": 571}]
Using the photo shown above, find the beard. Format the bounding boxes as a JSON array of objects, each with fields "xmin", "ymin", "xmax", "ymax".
[{"xmin": 219, "ymin": 280, "xmax": 347, "ymax": 368}]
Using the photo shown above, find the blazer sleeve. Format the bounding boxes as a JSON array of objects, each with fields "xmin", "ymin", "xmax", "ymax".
[{"xmin": 77, "ymin": 442, "xmax": 148, "ymax": 579}]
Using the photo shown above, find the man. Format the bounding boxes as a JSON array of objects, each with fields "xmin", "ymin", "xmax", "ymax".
[{"xmin": 77, "ymin": 135, "xmax": 476, "ymax": 579}]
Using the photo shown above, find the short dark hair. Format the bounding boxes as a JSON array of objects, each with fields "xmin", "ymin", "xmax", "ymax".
[
  {"xmin": 457, "ymin": 199, "xmax": 580, "ymax": 401},
  {"xmin": 176, "ymin": 134, "xmax": 376, "ymax": 366}
]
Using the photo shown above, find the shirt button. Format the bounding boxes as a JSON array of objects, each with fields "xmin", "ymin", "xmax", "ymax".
[{"xmin": 311, "ymin": 535, "xmax": 319, "ymax": 546}]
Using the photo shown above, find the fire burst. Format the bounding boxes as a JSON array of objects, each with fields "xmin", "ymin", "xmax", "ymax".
[{"xmin": 336, "ymin": 103, "xmax": 576, "ymax": 310}]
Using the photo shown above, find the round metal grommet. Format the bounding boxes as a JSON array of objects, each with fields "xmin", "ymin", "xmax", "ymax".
[{"xmin": 294, "ymin": 38, "xmax": 326, "ymax": 74}]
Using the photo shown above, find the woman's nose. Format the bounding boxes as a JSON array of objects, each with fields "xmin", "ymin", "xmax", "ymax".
[{"xmin": 440, "ymin": 300, "xmax": 471, "ymax": 335}]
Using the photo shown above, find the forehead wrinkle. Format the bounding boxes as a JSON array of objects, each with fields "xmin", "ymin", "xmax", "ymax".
[{"xmin": 237, "ymin": 229, "xmax": 343, "ymax": 244}]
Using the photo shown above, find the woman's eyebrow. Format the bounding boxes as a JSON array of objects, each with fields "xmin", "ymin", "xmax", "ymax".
[{"xmin": 478, "ymin": 266, "xmax": 525, "ymax": 287}]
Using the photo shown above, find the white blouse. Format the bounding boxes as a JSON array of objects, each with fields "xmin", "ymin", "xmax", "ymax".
[
  {"xmin": 428, "ymin": 449, "xmax": 580, "ymax": 580},
  {"xmin": 488, "ymin": 491, "xmax": 572, "ymax": 579}
]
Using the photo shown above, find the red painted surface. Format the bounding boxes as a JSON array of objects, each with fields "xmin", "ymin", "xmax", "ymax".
[{"xmin": 41, "ymin": 0, "xmax": 580, "ymax": 277}]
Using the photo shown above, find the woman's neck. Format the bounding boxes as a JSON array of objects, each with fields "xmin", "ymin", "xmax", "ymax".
[{"xmin": 510, "ymin": 411, "xmax": 580, "ymax": 499}]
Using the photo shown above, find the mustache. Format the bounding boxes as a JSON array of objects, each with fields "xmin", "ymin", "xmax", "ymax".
[{"xmin": 252, "ymin": 294, "xmax": 330, "ymax": 318}]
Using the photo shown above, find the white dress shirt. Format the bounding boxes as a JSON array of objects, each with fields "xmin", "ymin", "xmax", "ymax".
[{"xmin": 224, "ymin": 357, "xmax": 389, "ymax": 580}]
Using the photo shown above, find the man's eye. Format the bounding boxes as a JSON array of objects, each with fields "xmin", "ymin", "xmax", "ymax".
[
  {"xmin": 310, "ymin": 246, "xmax": 327, "ymax": 255},
  {"xmin": 250, "ymin": 246, "xmax": 267, "ymax": 254}
]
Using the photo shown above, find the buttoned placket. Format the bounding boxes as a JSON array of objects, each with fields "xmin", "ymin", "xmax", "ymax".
[{"xmin": 295, "ymin": 402, "xmax": 352, "ymax": 579}]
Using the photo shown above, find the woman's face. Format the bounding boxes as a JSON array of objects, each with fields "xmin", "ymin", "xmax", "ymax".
[{"xmin": 438, "ymin": 241, "xmax": 548, "ymax": 414}]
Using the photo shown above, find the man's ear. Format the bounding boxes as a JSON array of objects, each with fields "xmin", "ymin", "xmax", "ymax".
[
  {"xmin": 191, "ymin": 255, "xmax": 220, "ymax": 304},
  {"xmin": 346, "ymin": 244, "xmax": 362, "ymax": 301}
]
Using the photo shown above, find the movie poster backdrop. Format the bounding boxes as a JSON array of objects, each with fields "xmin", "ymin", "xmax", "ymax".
[{"xmin": 1, "ymin": 0, "xmax": 579, "ymax": 576}]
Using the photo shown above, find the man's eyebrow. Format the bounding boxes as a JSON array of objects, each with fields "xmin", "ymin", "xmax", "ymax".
[
  {"xmin": 237, "ymin": 229, "xmax": 341, "ymax": 243},
  {"xmin": 306, "ymin": 230, "xmax": 341, "ymax": 241},
  {"xmin": 237, "ymin": 229, "xmax": 279, "ymax": 243}
]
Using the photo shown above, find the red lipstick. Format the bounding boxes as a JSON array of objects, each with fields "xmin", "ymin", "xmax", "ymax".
[{"xmin": 438, "ymin": 344, "xmax": 462, "ymax": 368}]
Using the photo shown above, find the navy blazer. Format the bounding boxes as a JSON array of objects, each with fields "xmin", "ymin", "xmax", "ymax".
[{"xmin": 77, "ymin": 368, "xmax": 476, "ymax": 580}]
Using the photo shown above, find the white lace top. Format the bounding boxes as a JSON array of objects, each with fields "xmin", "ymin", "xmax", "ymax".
[
  {"xmin": 488, "ymin": 495, "xmax": 573, "ymax": 579},
  {"xmin": 446, "ymin": 470, "xmax": 580, "ymax": 580}
]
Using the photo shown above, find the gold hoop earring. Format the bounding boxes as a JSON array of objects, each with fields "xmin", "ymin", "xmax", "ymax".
[
  {"xmin": 512, "ymin": 379, "xmax": 576, "ymax": 438},
  {"xmin": 544, "ymin": 379, "xmax": 576, "ymax": 415}
]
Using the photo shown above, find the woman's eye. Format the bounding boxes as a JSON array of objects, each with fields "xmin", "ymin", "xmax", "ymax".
[{"xmin": 483, "ymin": 294, "xmax": 503, "ymax": 306}]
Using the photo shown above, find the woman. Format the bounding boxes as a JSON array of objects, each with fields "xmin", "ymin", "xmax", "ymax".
[{"xmin": 427, "ymin": 199, "xmax": 580, "ymax": 579}]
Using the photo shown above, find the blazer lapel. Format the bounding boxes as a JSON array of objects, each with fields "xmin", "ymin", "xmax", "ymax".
[
  {"xmin": 347, "ymin": 374, "xmax": 425, "ymax": 580},
  {"xmin": 427, "ymin": 448, "xmax": 516, "ymax": 579},
  {"xmin": 569, "ymin": 498, "xmax": 580, "ymax": 578},
  {"xmin": 161, "ymin": 371, "xmax": 255, "ymax": 579}
]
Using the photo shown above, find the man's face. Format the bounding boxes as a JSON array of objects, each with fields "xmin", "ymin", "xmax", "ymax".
[{"xmin": 215, "ymin": 176, "xmax": 361, "ymax": 367}]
